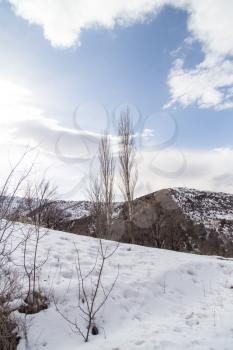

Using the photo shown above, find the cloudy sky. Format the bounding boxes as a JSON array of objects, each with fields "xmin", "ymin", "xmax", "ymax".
[{"xmin": 0, "ymin": 0, "xmax": 233, "ymax": 199}]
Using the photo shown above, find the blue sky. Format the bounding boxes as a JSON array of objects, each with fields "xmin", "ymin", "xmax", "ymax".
[{"xmin": 0, "ymin": 0, "xmax": 233, "ymax": 198}]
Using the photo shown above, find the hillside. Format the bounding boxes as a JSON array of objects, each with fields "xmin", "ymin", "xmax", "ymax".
[
  {"xmin": 112, "ymin": 187, "xmax": 233, "ymax": 256},
  {"xmin": 4, "ymin": 187, "xmax": 233, "ymax": 256},
  {"xmin": 170, "ymin": 187, "xmax": 233, "ymax": 241},
  {"xmin": 10, "ymin": 224, "xmax": 233, "ymax": 350}
]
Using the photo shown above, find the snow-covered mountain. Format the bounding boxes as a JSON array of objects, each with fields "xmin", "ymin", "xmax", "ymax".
[
  {"xmin": 169, "ymin": 188, "xmax": 233, "ymax": 255},
  {"xmin": 4, "ymin": 187, "xmax": 233, "ymax": 256},
  {"xmin": 170, "ymin": 187, "xmax": 233, "ymax": 240},
  {"xmin": 0, "ymin": 196, "xmax": 92, "ymax": 221}
]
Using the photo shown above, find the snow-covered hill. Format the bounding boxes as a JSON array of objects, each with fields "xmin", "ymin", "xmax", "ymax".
[
  {"xmin": 10, "ymin": 224, "xmax": 233, "ymax": 350},
  {"xmin": 170, "ymin": 187, "xmax": 233, "ymax": 242},
  {"xmin": 0, "ymin": 196, "xmax": 92, "ymax": 221},
  {"xmin": 4, "ymin": 187, "xmax": 233, "ymax": 256}
]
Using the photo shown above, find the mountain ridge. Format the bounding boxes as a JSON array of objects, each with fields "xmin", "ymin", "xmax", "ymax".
[{"xmin": 3, "ymin": 186, "xmax": 233, "ymax": 256}]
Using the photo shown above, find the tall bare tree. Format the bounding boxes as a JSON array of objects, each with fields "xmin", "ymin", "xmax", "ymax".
[
  {"xmin": 88, "ymin": 133, "xmax": 115, "ymax": 239},
  {"xmin": 98, "ymin": 133, "xmax": 115, "ymax": 238},
  {"xmin": 118, "ymin": 109, "xmax": 138, "ymax": 243}
]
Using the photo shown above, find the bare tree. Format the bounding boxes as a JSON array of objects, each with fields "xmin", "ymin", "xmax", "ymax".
[
  {"xmin": 54, "ymin": 240, "xmax": 119, "ymax": 343},
  {"xmin": 0, "ymin": 150, "xmax": 33, "ymax": 265},
  {"xmin": 168, "ymin": 217, "xmax": 185, "ymax": 251},
  {"xmin": 88, "ymin": 174, "xmax": 104, "ymax": 237},
  {"xmin": 150, "ymin": 204, "xmax": 186, "ymax": 251},
  {"xmin": 88, "ymin": 132, "xmax": 115, "ymax": 239},
  {"xmin": 17, "ymin": 177, "xmax": 66, "ymax": 231},
  {"xmin": 98, "ymin": 133, "xmax": 115, "ymax": 238},
  {"xmin": 25, "ymin": 178, "xmax": 57, "ymax": 227},
  {"xmin": 151, "ymin": 202, "xmax": 167, "ymax": 249},
  {"xmin": 118, "ymin": 109, "xmax": 138, "ymax": 243},
  {"xmin": 41, "ymin": 201, "xmax": 67, "ymax": 230}
]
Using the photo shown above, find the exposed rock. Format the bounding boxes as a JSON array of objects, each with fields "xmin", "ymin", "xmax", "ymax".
[{"xmin": 110, "ymin": 188, "xmax": 233, "ymax": 256}]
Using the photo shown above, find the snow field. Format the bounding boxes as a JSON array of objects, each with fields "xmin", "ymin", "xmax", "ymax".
[{"xmin": 9, "ymin": 225, "xmax": 233, "ymax": 350}]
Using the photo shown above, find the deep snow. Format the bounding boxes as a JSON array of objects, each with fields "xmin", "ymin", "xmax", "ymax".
[{"xmin": 9, "ymin": 225, "xmax": 233, "ymax": 350}]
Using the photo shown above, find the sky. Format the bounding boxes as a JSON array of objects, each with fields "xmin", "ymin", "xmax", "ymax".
[{"xmin": 0, "ymin": 0, "xmax": 233, "ymax": 199}]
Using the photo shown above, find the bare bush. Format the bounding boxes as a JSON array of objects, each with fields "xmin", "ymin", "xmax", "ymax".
[
  {"xmin": 55, "ymin": 240, "xmax": 119, "ymax": 343},
  {"xmin": 17, "ymin": 179, "xmax": 53, "ymax": 313},
  {"xmin": 19, "ymin": 226, "xmax": 49, "ymax": 314},
  {"xmin": 0, "ymin": 151, "xmax": 35, "ymax": 346},
  {"xmin": 0, "ymin": 266, "xmax": 22, "ymax": 350},
  {"xmin": 0, "ymin": 309, "xmax": 19, "ymax": 350},
  {"xmin": 0, "ymin": 150, "xmax": 33, "ymax": 265}
]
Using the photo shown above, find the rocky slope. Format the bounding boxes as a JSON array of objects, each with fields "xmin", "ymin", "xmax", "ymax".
[
  {"xmin": 118, "ymin": 187, "xmax": 233, "ymax": 256},
  {"xmin": 170, "ymin": 187, "xmax": 233, "ymax": 241}
]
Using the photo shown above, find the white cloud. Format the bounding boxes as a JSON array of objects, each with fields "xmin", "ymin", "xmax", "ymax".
[
  {"xmin": 7, "ymin": 0, "xmax": 233, "ymax": 110},
  {"xmin": 166, "ymin": 58, "xmax": 233, "ymax": 110},
  {"xmin": 8, "ymin": 0, "xmax": 165, "ymax": 48},
  {"xmin": 186, "ymin": 0, "xmax": 233, "ymax": 58},
  {"xmin": 166, "ymin": 0, "xmax": 233, "ymax": 110}
]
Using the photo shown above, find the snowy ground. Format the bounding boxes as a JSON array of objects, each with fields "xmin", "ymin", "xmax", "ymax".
[{"xmin": 10, "ymin": 225, "xmax": 233, "ymax": 350}]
